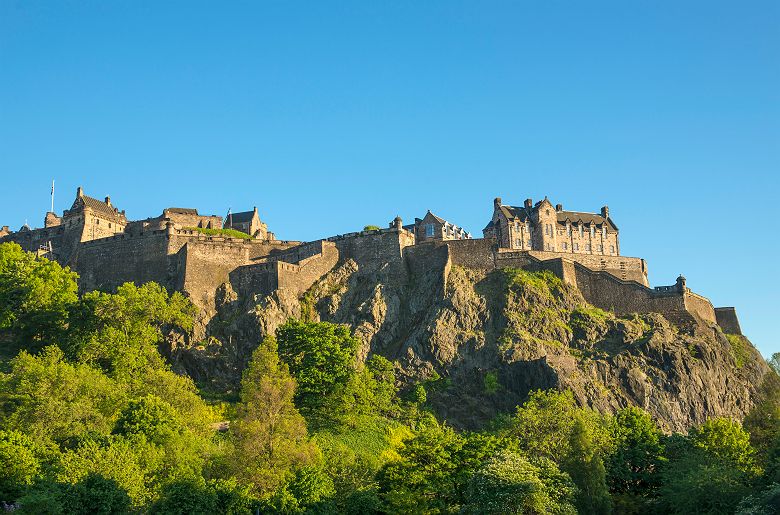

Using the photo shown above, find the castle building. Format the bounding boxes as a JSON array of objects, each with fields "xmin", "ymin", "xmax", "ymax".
[
  {"xmin": 484, "ymin": 197, "xmax": 619, "ymax": 256},
  {"xmin": 0, "ymin": 187, "xmax": 743, "ymax": 338},
  {"xmin": 141, "ymin": 208, "xmax": 222, "ymax": 231},
  {"xmin": 225, "ymin": 207, "xmax": 272, "ymax": 239},
  {"xmin": 413, "ymin": 210, "xmax": 471, "ymax": 243}
]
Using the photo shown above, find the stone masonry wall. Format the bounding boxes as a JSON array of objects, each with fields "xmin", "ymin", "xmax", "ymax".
[
  {"xmin": 74, "ymin": 231, "xmax": 171, "ymax": 292},
  {"xmin": 684, "ymin": 292, "xmax": 718, "ymax": 325},
  {"xmin": 715, "ymin": 307, "xmax": 743, "ymax": 335}
]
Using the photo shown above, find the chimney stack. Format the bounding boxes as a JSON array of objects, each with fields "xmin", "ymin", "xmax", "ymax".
[
  {"xmin": 601, "ymin": 205, "xmax": 609, "ymax": 218},
  {"xmin": 105, "ymin": 196, "xmax": 111, "ymax": 207},
  {"xmin": 556, "ymin": 204, "xmax": 563, "ymax": 212},
  {"xmin": 524, "ymin": 198, "xmax": 533, "ymax": 209},
  {"xmin": 494, "ymin": 197, "xmax": 502, "ymax": 209},
  {"xmin": 76, "ymin": 186, "xmax": 83, "ymax": 197}
]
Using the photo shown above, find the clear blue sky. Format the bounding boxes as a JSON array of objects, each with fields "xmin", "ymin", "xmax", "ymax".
[{"xmin": 1, "ymin": 1, "xmax": 778, "ymax": 357}]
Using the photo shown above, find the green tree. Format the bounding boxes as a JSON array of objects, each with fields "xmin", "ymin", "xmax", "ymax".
[
  {"xmin": 658, "ymin": 423, "xmax": 758, "ymax": 515},
  {"xmin": 113, "ymin": 393, "xmax": 209, "ymax": 482},
  {"xmin": 66, "ymin": 473, "xmax": 132, "ymax": 515},
  {"xmin": 605, "ymin": 406, "xmax": 664, "ymax": 511},
  {"xmin": 114, "ymin": 394, "xmax": 181, "ymax": 445},
  {"xmin": 736, "ymin": 483, "xmax": 780, "ymax": 515},
  {"xmin": 276, "ymin": 320, "xmax": 360, "ymax": 418},
  {"xmin": 511, "ymin": 389, "xmax": 608, "ymax": 464},
  {"xmin": 56, "ymin": 434, "xmax": 162, "ymax": 507},
  {"xmin": 689, "ymin": 418, "xmax": 757, "ymax": 473},
  {"xmin": 231, "ymin": 336, "xmax": 317, "ymax": 496},
  {"xmin": 565, "ymin": 418, "xmax": 612, "ymax": 514},
  {"xmin": 150, "ymin": 478, "xmax": 217, "ymax": 515},
  {"xmin": 744, "ymin": 372, "xmax": 780, "ymax": 472},
  {"xmin": 463, "ymin": 451, "xmax": 577, "ymax": 515},
  {"xmin": 377, "ymin": 419, "xmax": 464, "ymax": 514},
  {"xmin": 0, "ymin": 242, "xmax": 78, "ymax": 350},
  {"xmin": 0, "ymin": 347, "xmax": 127, "ymax": 446},
  {"xmin": 67, "ymin": 282, "xmax": 196, "ymax": 378},
  {"xmin": 0, "ymin": 430, "xmax": 44, "ymax": 502}
]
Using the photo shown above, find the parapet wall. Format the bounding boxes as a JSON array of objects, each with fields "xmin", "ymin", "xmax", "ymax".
[
  {"xmin": 715, "ymin": 307, "xmax": 742, "ymax": 335},
  {"xmin": 74, "ymin": 230, "xmax": 171, "ymax": 292},
  {"xmin": 230, "ymin": 241, "xmax": 340, "ymax": 299},
  {"xmin": 328, "ymin": 227, "xmax": 414, "ymax": 270},
  {"xmin": 439, "ymin": 238, "xmax": 722, "ymax": 330}
]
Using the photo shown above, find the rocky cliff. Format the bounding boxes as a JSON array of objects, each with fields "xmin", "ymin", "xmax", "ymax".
[{"xmin": 170, "ymin": 242, "xmax": 770, "ymax": 433}]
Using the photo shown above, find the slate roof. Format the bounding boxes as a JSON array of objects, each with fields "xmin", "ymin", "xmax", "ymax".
[
  {"xmin": 227, "ymin": 210, "xmax": 256, "ymax": 224},
  {"xmin": 498, "ymin": 205, "xmax": 617, "ymax": 231},
  {"xmin": 79, "ymin": 195, "xmax": 121, "ymax": 218},
  {"xmin": 424, "ymin": 210, "xmax": 446, "ymax": 224},
  {"xmin": 556, "ymin": 210, "xmax": 617, "ymax": 231}
]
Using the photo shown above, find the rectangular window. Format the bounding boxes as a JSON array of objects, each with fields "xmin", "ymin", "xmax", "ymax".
[
  {"xmin": 602, "ymin": 227, "xmax": 607, "ymax": 238},
  {"xmin": 579, "ymin": 225, "xmax": 584, "ymax": 238},
  {"xmin": 610, "ymin": 245, "xmax": 615, "ymax": 254},
  {"xmin": 567, "ymin": 225, "xmax": 572, "ymax": 236},
  {"xmin": 586, "ymin": 244, "xmax": 591, "ymax": 251},
  {"xmin": 562, "ymin": 242, "xmax": 568, "ymax": 251},
  {"xmin": 527, "ymin": 240, "xmax": 532, "ymax": 248},
  {"xmin": 516, "ymin": 239, "xmax": 521, "ymax": 248},
  {"xmin": 590, "ymin": 226, "xmax": 595, "ymax": 238},
  {"xmin": 425, "ymin": 224, "xmax": 435, "ymax": 237}
]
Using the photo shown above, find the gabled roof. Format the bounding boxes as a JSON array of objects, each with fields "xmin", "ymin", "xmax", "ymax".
[
  {"xmin": 422, "ymin": 210, "xmax": 446, "ymax": 224},
  {"xmin": 79, "ymin": 195, "xmax": 121, "ymax": 218},
  {"xmin": 227, "ymin": 210, "xmax": 256, "ymax": 224},
  {"xmin": 500, "ymin": 205, "xmax": 532, "ymax": 221},
  {"xmin": 557, "ymin": 211, "xmax": 617, "ymax": 231},
  {"xmin": 496, "ymin": 203, "xmax": 617, "ymax": 231}
]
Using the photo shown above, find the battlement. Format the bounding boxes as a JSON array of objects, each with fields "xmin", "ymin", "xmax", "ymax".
[{"xmin": 0, "ymin": 188, "xmax": 743, "ymax": 337}]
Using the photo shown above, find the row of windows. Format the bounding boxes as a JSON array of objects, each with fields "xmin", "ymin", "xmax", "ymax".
[{"xmin": 515, "ymin": 239, "xmax": 616, "ymax": 254}]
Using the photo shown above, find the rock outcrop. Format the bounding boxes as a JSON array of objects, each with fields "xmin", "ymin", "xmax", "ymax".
[{"xmin": 172, "ymin": 241, "xmax": 770, "ymax": 432}]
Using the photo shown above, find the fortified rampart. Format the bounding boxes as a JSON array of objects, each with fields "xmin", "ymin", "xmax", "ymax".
[
  {"xmin": 412, "ymin": 238, "xmax": 733, "ymax": 334},
  {"xmin": 0, "ymin": 188, "xmax": 742, "ymax": 338}
]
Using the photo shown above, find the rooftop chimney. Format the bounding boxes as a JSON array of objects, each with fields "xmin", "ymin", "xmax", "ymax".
[
  {"xmin": 555, "ymin": 204, "xmax": 563, "ymax": 212},
  {"xmin": 105, "ymin": 196, "xmax": 111, "ymax": 207},
  {"xmin": 76, "ymin": 186, "xmax": 83, "ymax": 198},
  {"xmin": 494, "ymin": 197, "xmax": 502, "ymax": 209},
  {"xmin": 601, "ymin": 205, "xmax": 609, "ymax": 218},
  {"xmin": 524, "ymin": 198, "xmax": 533, "ymax": 209}
]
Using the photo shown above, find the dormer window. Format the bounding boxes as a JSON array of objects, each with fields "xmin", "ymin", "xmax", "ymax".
[
  {"xmin": 425, "ymin": 224, "xmax": 435, "ymax": 237},
  {"xmin": 590, "ymin": 226, "xmax": 595, "ymax": 238},
  {"xmin": 579, "ymin": 225, "xmax": 584, "ymax": 238}
]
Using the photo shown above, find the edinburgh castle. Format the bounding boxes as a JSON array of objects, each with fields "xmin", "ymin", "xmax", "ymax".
[{"xmin": 0, "ymin": 187, "xmax": 743, "ymax": 340}]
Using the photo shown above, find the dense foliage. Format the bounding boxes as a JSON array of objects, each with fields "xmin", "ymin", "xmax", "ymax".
[{"xmin": 0, "ymin": 242, "xmax": 779, "ymax": 514}]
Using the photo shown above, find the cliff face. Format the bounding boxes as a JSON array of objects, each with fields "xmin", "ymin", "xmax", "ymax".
[{"xmin": 173, "ymin": 242, "xmax": 770, "ymax": 432}]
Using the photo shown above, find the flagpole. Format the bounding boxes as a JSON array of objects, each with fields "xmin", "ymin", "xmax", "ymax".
[{"xmin": 50, "ymin": 180, "xmax": 55, "ymax": 213}]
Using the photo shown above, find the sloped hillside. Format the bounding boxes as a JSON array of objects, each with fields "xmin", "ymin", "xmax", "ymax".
[
  {"xmin": 298, "ymin": 253, "xmax": 769, "ymax": 432},
  {"xmin": 174, "ymin": 243, "xmax": 770, "ymax": 433}
]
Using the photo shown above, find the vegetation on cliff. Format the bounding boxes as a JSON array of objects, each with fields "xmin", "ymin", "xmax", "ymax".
[{"xmin": 0, "ymin": 242, "xmax": 779, "ymax": 513}]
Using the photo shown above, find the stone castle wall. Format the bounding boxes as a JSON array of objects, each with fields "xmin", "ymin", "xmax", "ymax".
[
  {"xmin": 74, "ymin": 230, "xmax": 171, "ymax": 292},
  {"xmin": 715, "ymin": 307, "xmax": 742, "ymax": 335}
]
